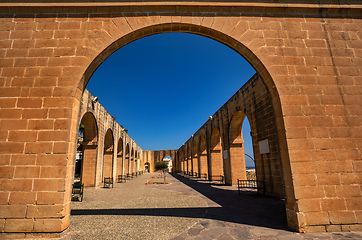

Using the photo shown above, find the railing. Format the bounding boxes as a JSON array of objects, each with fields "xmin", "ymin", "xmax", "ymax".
[{"xmin": 246, "ymin": 171, "xmax": 256, "ymax": 181}]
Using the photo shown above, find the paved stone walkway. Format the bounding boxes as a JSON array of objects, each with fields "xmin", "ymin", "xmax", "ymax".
[{"xmin": 63, "ymin": 173, "xmax": 362, "ymax": 240}]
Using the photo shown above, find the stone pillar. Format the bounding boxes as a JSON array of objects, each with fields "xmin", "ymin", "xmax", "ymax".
[
  {"xmin": 192, "ymin": 152, "xmax": 198, "ymax": 176},
  {"xmin": 210, "ymin": 148, "xmax": 223, "ymax": 176},
  {"xmin": 229, "ymin": 139, "xmax": 247, "ymax": 185},
  {"xmin": 82, "ymin": 144, "xmax": 97, "ymax": 187},
  {"xmin": 102, "ymin": 152, "xmax": 113, "ymax": 179}
]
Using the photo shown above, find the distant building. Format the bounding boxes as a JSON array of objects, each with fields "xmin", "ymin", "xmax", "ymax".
[{"xmin": 162, "ymin": 157, "xmax": 173, "ymax": 172}]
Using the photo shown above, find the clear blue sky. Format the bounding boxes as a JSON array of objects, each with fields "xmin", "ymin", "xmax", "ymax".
[{"xmin": 87, "ymin": 33, "xmax": 256, "ymax": 167}]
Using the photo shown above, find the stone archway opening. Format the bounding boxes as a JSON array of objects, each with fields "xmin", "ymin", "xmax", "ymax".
[
  {"xmin": 78, "ymin": 112, "xmax": 98, "ymax": 188},
  {"xmin": 79, "ymin": 26, "xmax": 292, "ymax": 229},
  {"xmin": 103, "ymin": 129, "xmax": 114, "ymax": 182},
  {"xmin": 228, "ymin": 111, "xmax": 248, "ymax": 185},
  {"xmin": 144, "ymin": 162, "xmax": 150, "ymax": 172},
  {"xmin": 74, "ymin": 121, "xmax": 84, "ymax": 183},
  {"xmin": 242, "ymin": 116, "xmax": 256, "ymax": 181},
  {"xmin": 228, "ymin": 112, "xmax": 257, "ymax": 185},
  {"xmin": 75, "ymin": 23, "xmax": 295, "ymax": 232}
]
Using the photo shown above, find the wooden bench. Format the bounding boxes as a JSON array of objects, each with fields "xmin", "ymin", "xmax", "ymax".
[
  {"xmin": 103, "ymin": 177, "xmax": 113, "ymax": 188},
  {"xmin": 209, "ymin": 175, "xmax": 224, "ymax": 185},
  {"xmin": 72, "ymin": 182, "xmax": 84, "ymax": 201},
  {"xmin": 237, "ymin": 179, "xmax": 265, "ymax": 196},
  {"xmin": 117, "ymin": 175, "xmax": 126, "ymax": 183},
  {"xmin": 126, "ymin": 173, "xmax": 133, "ymax": 179},
  {"xmin": 199, "ymin": 173, "xmax": 208, "ymax": 179},
  {"xmin": 192, "ymin": 172, "xmax": 198, "ymax": 178}
]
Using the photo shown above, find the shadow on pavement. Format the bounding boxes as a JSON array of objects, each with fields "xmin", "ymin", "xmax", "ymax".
[
  {"xmin": 169, "ymin": 173, "xmax": 293, "ymax": 231},
  {"xmin": 71, "ymin": 172, "xmax": 293, "ymax": 232},
  {"xmin": 71, "ymin": 207, "xmax": 208, "ymax": 217}
]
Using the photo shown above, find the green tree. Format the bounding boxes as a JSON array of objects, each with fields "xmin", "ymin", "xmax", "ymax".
[
  {"xmin": 78, "ymin": 121, "xmax": 85, "ymax": 139},
  {"xmin": 154, "ymin": 161, "xmax": 168, "ymax": 182}
]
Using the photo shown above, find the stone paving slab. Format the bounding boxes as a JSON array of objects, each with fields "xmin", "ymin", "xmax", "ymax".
[
  {"xmin": 166, "ymin": 173, "xmax": 362, "ymax": 240},
  {"xmin": 61, "ymin": 173, "xmax": 362, "ymax": 240},
  {"xmin": 64, "ymin": 173, "xmax": 207, "ymax": 240}
]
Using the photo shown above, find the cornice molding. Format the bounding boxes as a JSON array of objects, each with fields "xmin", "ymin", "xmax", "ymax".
[{"xmin": 0, "ymin": 2, "xmax": 361, "ymax": 9}]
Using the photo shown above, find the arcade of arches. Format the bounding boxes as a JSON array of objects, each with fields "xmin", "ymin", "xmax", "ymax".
[
  {"xmin": 77, "ymin": 89, "xmax": 143, "ymax": 188},
  {"xmin": 0, "ymin": 1, "xmax": 361, "ymax": 237}
]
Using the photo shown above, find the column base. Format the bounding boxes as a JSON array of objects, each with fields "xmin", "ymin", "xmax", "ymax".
[{"xmin": 0, "ymin": 228, "xmax": 69, "ymax": 239}]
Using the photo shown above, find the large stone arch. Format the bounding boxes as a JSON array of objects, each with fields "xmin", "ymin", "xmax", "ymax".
[
  {"xmin": 1, "ymin": 2, "xmax": 361, "ymax": 236},
  {"xmin": 77, "ymin": 23, "xmax": 291, "ymax": 197}
]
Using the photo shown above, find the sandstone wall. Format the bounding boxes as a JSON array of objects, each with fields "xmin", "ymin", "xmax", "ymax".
[{"xmin": 0, "ymin": 1, "xmax": 360, "ymax": 235}]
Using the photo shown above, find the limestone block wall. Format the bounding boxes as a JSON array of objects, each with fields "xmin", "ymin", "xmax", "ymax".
[
  {"xmin": 144, "ymin": 150, "xmax": 178, "ymax": 173},
  {"xmin": 0, "ymin": 0, "xmax": 360, "ymax": 236},
  {"xmin": 178, "ymin": 74, "xmax": 285, "ymax": 197}
]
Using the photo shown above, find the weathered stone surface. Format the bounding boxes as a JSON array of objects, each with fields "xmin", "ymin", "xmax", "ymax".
[{"xmin": 0, "ymin": 1, "xmax": 361, "ymax": 236}]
